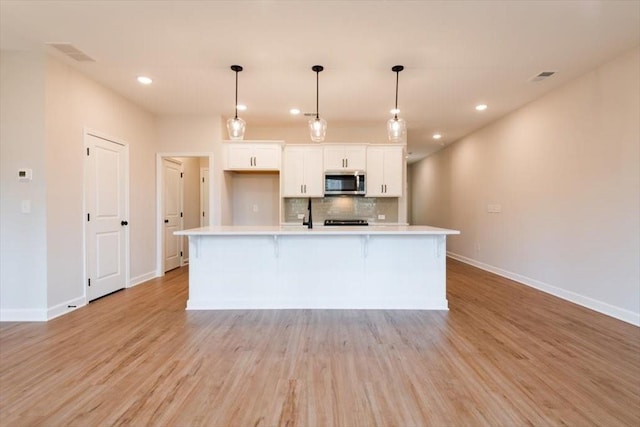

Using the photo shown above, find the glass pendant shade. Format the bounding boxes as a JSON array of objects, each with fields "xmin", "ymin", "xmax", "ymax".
[
  {"xmin": 387, "ymin": 117, "xmax": 406, "ymax": 143},
  {"xmin": 226, "ymin": 116, "xmax": 246, "ymax": 140},
  {"xmin": 308, "ymin": 117, "xmax": 327, "ymax": 142},
  {"xmin": 227, "ymin": 65, "xmax": 245, "ymax": 140}
]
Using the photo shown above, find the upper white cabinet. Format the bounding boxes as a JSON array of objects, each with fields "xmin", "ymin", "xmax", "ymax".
[
  {"xmin": 282, "ymin": 146, "xmax": 324, "ymax": 197},
  {"xmin": 224, "ymin": 142, "xmax": 282, "ymax": 171},
  {"xmin": 366, "ymin": 145, "xmax": 404, "ymax": 197},
  {"xmin": 323, "ymin": 144, "xmax": 367, "ymax": 171}
]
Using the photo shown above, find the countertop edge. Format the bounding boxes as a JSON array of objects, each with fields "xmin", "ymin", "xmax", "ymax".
[{"xmin": 175, "ymin": 225, "xmax": 460, "ymax": 236}]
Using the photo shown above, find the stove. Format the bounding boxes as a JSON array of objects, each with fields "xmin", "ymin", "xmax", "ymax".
[{"xmin": 324, "ymin": 219, "xmax": 369, "ymax": 226}]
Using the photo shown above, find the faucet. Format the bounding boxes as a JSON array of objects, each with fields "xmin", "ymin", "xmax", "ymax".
[{"xmin": 302, "ymin": 198, "xmax": 313, "ymax": 229}]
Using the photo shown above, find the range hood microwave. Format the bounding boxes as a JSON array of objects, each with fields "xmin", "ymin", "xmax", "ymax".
[{"xmin": 324, "ymin": 172, "xmax": 365, "ymax": 196}]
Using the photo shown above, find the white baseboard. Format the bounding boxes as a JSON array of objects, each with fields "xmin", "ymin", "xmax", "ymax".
[
  {"xmin": 129, "ymin": 271, "xmax": 158, "ymax": 288},
  {"xmin": 0, "ymin": 308, "xmax": 48, "ymax": 322},
  {"xmin": 47, "ymin": 296, "xmax": 86, "ymax": 320},
  {"xmin": 447, "ymin": 252, "xmax": 640, "ymax": 326}
]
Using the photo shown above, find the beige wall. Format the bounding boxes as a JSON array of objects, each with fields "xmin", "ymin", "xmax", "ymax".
[
  {"xmin": 244, "ymin": 123, "xmax": 392, "ymax": 144},
  {"xmin": 229, "ymin": 173, "xmax": 280, "ymax": 226},
  {"xmin": 410, "ymin": 47, "xmax": 640, "ymax": 324},
  {"xmin": 155, "ymin": 116, "xmax": 225, "ymax": 225},
  {"xmin": 44, "ymin": 56, "xmax": 158, "ymax": 311},
  {"xmin": 0, "ymin": 51, "xmax": 48, "ymax": 317},
  {"xmin": 1, "ymin": 51, "xmax": 158, "ymax": 319}
]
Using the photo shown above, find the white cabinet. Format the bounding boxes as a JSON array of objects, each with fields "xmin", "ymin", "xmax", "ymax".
[
  {"xmin": 282, "ymin": 146, "xmax": 324, "ymax": 197},
  {"xmin": 366, "ymin": 145, "xmax": 404, "ymax": 197},
  {"xmin": 224, "ymin": 142, "xmax": 282, "ymax": 171},
  {"xmin": 323, "ymin": 144, "xmax": 367, "ymax": 171}
]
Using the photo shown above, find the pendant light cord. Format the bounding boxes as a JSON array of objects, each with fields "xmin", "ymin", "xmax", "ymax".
[
  {"xmin": 234, "ymin": 70, "xmax": 239, "ymax": 119},
  {"xmin": 316, "ymin": 70, "xmax": 320, "ymax": 120},
  {"xmin": 394, "ymin": 70, "xmax": 399, "ymax": 120}
]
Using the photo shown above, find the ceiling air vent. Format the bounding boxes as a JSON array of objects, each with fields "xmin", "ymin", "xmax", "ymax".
[
  {"xmin": 529, "ymin": 71, "xmax": 556, "ymax": 82},
  {"xmin": 46, "ymin": 43, "xmax": 95, "ymax": 62}
]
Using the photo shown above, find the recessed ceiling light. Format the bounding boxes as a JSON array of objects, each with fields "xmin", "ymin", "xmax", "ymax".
[
  {"xmin": 289, "ymin": 108, "xmax": 301, "ymax": 115},
  {"xmin": 433, "ymin": 133, "xmax": 442, "ymax": 140},
  {"xmin": 390, "ymin": 108, "xmax": 400, "ymax": 115},
  {"xmin": 236, "ymin": 104, "xmax": 247, "ymax": 111},
  {"xmin": 475, "ymin": 104, "xmax": 488, "ymax": 111},
  {"xmin": 137, "ymin": 76, "xmax": 152, "ymax": 85}
]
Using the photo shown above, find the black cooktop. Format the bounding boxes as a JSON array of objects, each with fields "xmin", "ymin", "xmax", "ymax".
[{"xmin": 324, "ymin": 219, "xmax": 369, "ymax": 226}]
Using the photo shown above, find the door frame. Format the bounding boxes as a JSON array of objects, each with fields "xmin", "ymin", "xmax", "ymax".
[
  {"xmin": 83, "ymin": 128, "xmax": 130, "ymax": 302},
  {"xmin": 200, "ymin": 167, "xmax": 209, "ymax": 227},
  {"xmin": 156, "ymin": 152, "xmax": 214, "ymax": 277}
]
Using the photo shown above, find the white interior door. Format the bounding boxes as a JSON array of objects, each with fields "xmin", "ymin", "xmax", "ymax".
[
  {"xmin": 200, "ymin": 167, "xmax": 209, "ymax": 227},
  {"xmin": 164, "ymin": 158, "xmax": 183, "ymax": 272},
  {"xmin": 86, "ymin": 134, "xmax": 128, "ymax": 301}
]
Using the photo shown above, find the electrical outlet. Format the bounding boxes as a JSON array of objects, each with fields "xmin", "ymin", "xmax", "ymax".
[
  {"xmin": 487, "ymin": 204, "xmax": 502, "ymax": 213},
  {"xmin": 378, "ymin": 214, "xmax": 386, "ymax": 220},
  {"xmin": 297, "ymin": 213, "xmax": 305, "ymax": 219},
  {"xmin": 252, "ymin": 204, "xmax": 259, "ymax": 212}
]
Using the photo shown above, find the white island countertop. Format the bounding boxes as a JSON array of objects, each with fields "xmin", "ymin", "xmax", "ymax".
[{"xmin": 175, "ymin": 224, "xmax": 460, "ymax": 236}]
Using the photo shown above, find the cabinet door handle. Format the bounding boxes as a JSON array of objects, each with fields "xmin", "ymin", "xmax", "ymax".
[
  {"xmin": 304, "ymin": 184, "xmax": 307, "ymax": 193},
  {"xmin": 345, "ymin": 158, "xmax": 348, "ymax": 168}
]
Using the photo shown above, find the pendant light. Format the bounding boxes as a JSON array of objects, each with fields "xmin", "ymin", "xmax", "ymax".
[
  {"xmin": 387, "ymin": 65, "xmax": 407, "ymax": 143},
  {"xmin": 226, "ymin": 65, "xmax": 246, "ymax": 140},
  {"xmin": 309, "ymin": 65, "xmax": 327, "ymax": 142}
]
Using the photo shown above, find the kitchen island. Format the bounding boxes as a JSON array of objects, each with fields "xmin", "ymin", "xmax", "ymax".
[{"xmin": 176, "ymin": 225, "xmax": 460, "ymax": 310}]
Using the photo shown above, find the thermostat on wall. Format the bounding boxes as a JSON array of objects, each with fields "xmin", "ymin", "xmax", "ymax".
[{"xmin": 18, "ymin": 169, "xmax": 32, "ymax": 181}]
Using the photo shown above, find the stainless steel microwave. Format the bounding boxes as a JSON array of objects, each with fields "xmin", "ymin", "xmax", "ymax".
[{"xmin": 324, "ymin": 172, "xmax": 366, "ymax": 196}]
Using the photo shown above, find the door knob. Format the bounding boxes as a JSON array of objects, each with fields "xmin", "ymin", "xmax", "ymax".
[
  {"xmin": 121, "ymin": 220, "xmax": 129, "ymax": 226},
  {"xmin": 164, "ymin": 219, "xmax": 169, "ymax": 223}
]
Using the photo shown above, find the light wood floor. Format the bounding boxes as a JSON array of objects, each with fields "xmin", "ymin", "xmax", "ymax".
[{"xmin": 1, "ymin": 259, "xmax": 638, "ymax": 426}]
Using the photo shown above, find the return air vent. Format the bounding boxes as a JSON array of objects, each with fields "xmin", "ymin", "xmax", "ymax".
[
  {"xmin": 47, "ymin": 43, "xmax": 95, "ymax": 62},
  {"xmin": 529, "ymin": 71, "xmax": 556, "ymax": 82}
]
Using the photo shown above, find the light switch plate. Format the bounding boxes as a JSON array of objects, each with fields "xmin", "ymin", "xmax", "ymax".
[
  {"xmin": 378, "ymin": 214, "xmax": 386, "ymax": 220},
  {"xmin": 297, "ymin": 213, "xmax": 305, "ymax": 219},
  {"xmin": 487, "ymin": 204, "xmax": 502, "ymax": 213}
]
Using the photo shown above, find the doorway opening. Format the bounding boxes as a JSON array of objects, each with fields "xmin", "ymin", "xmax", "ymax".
[{"xmin": 156, "ymin": 153, "xmax": 213, "ymax": 276}]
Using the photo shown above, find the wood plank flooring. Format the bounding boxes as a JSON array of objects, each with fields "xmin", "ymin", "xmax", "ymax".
[{"xmin": 1, "ymin": 259, "xmax": 638, "ymax": 426}]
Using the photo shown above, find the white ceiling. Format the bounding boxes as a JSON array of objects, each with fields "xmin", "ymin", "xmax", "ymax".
[{"xmin": 1, "ymin": 0, "xmax": 639, "ymax": 161}]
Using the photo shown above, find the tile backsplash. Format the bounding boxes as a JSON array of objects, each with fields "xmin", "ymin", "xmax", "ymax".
[{"xmin": 284, "ymin": 197, "xmax": 398, "ymax": 224}]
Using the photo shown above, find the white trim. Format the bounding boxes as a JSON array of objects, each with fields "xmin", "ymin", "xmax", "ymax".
[
  {"xmin": 447, "ymin": 251, "xmax": 640, "ymax": 326},
  {"xmin": 156, "ymin": 152, "xmax": 214, "ymax": 277},
  {"xmin": 0, "ymin": 309, "xmax": 48, "ymax": 322},
  {"xmin": 200, "ymin": 167, "xmax": 209, "ymax": 227},
  {"xmin": 47, "ymin": 296, "xmax": 86, "ymax": 320},
  {"xmin": 128, "ymin": 271, "xmax": 158, "ymax": 288}
]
